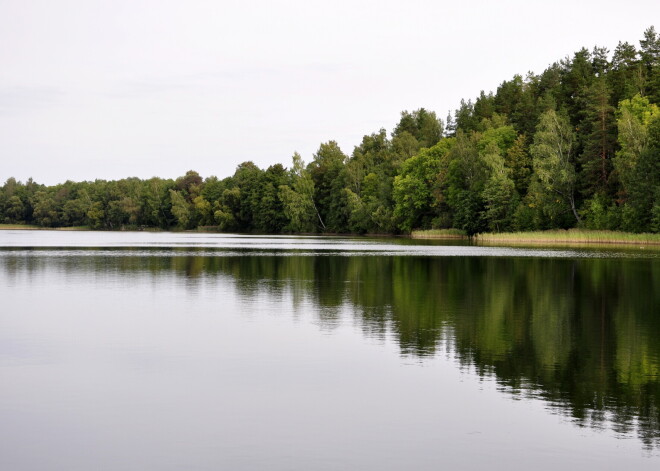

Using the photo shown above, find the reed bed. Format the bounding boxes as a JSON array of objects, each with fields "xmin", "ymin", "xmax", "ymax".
[
  {"xmin": 410, "ymin": 228, "xmax": 467, "ymax": 239},
  {"xmin": 473, "ymin": 229, "xmax": 660, "ymax": 246},
  {"xmin": 0, "ymin": 223, "xmax": 42, "ymax": 230},
  {"xmin": 0, "ymin": 224, "xmax": 89, "ymax": 231}
]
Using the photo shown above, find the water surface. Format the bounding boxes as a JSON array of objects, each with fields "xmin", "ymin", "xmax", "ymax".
[{"xmin": 1, "ymin": 231, "xmax": 659, "ymax": 470}]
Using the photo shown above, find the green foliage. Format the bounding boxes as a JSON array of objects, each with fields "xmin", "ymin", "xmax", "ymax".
[
  {"xmin": 215, "ymin": 187, "xmax": 241, "ymax": 231},
  {"xmin": 477, "ymin": 118, "xmax": 517, "ymax": 154},
  {"xmin": 254, "ymin": 164, "xmax": 288, "ymax": 233},
  {"xmin": 454, "ymin": 99, "xmax": 479, "ymax": 132},
  {"xmin": 393, "ymin": 139, "xmax": 453, "ymax": 232},
  {"xmin": 579, "ymin": 78, "xmax": 617, "ymax": 197},
  {"xmin": 169, "ymin": 190, "xmax": 192, "ymax": 229},
  {"xmin": 609, "ymin": 41, "xmax": 643, "ymax": 105},
  {"xmin": 342, "ymin": 188, "xmax": 369, "ymax": 234},
  {"xmin": 652, "ymin": 195, "xmax": 660, "ymax": 233},
  {"xmin": 142, "ymin": 178, "xmax": 173, "ymax": 228},
  {"xmin": 614, "ymin": 94, "xmax": 660, "ymax": 197},
  {"xmin": 5, "ymin": 195, "xmax": 26, "ymax": 223},
  {"xmin": 626, "ymin": 118, "xmax": 660, "ymax": 231},
  {"xmin": 481, "ymin": 141, "xmax": 517, "ymax": 232},
  {"xmin": 309, "ymin": 141, "xmax": 348, "ymax": 232},
  {"xmin": 451, "ymin": 190, "xmax": 486, "ymax": 235},
  {"xmin": 530, "ymin": 109, "xmax": 580, "ymax": 223},
  {"xmin": 393, "ymin": 108, "xmax": 443, "ymax": 149},
  {"xmin": 504, "ymin": 134, "xmax": 532, "ymax": 194},
  {"xmin": 512, "ymin": 199, "xmax": 538, "ymax": 231},
  {"xmin": 640, "ymin": 26, "xmax": 660, "ymax": 103},
  {"xmin": 580, "ymin": 193, "xmax": 621, "ymax": 230},
  {"xmin": 2, "ymin": 27, "xmax": 659, "ymax": 234},
  {"xmin": 279, "ymin": 153, "xmax": 319, "ymax": 233}
]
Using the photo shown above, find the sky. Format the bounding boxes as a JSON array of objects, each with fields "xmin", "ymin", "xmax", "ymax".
[{"xmin": 1, "ymin": 0, "xmax": 659, "ymax": 185}]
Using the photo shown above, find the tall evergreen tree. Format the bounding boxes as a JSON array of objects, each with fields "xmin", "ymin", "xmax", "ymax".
[
  {"xmin": 609, "ymin": 41, "xmax": 644, "ymax": 105},
  {"xmin": 640, "ymin": 26, "xmax": 660, "ymax": 103},
  {"xmin": 579, "ymin": 78, "xmax": 617, "ymax": 196}
]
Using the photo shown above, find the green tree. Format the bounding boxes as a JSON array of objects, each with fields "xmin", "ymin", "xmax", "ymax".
[
  {"xmin": 254, "ymin": 164, "xmax": 288, "ymax": 233},
  {"xmin": 530, "ymin": 109, "xmax": 580, "ymax": 223},
  {"xmin": 169, "ymin": 189, "xmax": 192, "ymax": 229},
  {"xmin": 624, "ymin": 116, "xmax": 660, "ymax": 231},
  {"xmin": 609, "ymin": 41, "xmax": 644, "ymax": 105},
  {"xmin": 504, "ymin": 134, "xmax": 532, "ymax": 194},
  {"xmin": 309, "ymin": 141, "xmax": 348, "ymax": 232},
  {"xmin": 454, "ymin": 99, "xmax": 479, "ymax": 133},
  {"xmin": 31, "ymin": 190, "xmax": 61, "ymax": 227},
  {"xmin": 444, "ymin": 130, "xmax": 488, "ymax": 234},
  {"xmin": 393, "ymin": 139, "xmax": 454, "ymax": 232},
  {"xmin": 142, "ymin": 178, "xmax": 173, "ymax": 228},
  {"xmin": 232, "ymin": 161, "xmax": 265, "ymax": 231},
  {"xmin": 192, "ymin": 195, "xmax": 213, "ymax": 226},
  {"xmin": 614, "ymin": 94, "xmax": 660, "ymax": 202},
  {"xmin": 560, "ymin": 48, "xmax": 595, "ymax": 130},
  {"xmin": 343, "ymin": 129, "xmax": 399, "ymax": 233},
  {"xmin": 579, "ymin": 78, "xmax": 616, "ymax": 197},
  {"xmin": 5, "ymin": 195, "xmax": 26, "ymax": 222},
  {"xmin": 279, "ymin": 153, "xmax": 322, "ymax": 232},
  {"xmin": 481, "ymin": 141, "xmax": 516, "ymax": 232},
  {"xmin": 175, "ymin": 170, "xmax": 203, "ymax": 196},
  {"xmin": 392, "ymin": 108, "xmax": 443, "ymax": 150},
  {"xmin": 639, "ymin": 26, "xmax": 660, "ymax": 102},
  {"xmin": 214, "ymin": 187, "xmax": 240, "ymax": 231}
]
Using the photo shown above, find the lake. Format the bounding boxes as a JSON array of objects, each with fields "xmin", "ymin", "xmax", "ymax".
[{"xmin": 1, "ymin": 231, "xmax": 659, "ymax": 470}]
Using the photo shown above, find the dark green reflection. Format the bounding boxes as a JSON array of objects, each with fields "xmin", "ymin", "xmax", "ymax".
[{"xmin": 3, "ymin": 251, "xmax": 659, "ymax": 446}]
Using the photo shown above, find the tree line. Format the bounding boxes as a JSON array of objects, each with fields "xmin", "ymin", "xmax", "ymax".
[{"xmin": 2, "ymin": 27, "xmax": 660, "ymax": 234}]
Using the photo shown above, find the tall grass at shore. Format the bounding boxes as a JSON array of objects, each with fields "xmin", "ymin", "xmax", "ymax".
[
  {"xmin": 411, "ymin": 229, "xmax": 467, "ymax": 239},
  {"xmin": 473, "ymin": 229, "xmax": 660, "ymax": 245},
  {"xmin": 0, "ymin": 224, "xmax": 89, "ymax": 231},
  {"xmin": 0, "ymin": 223, "xmax": 42, "ymax": 230}
]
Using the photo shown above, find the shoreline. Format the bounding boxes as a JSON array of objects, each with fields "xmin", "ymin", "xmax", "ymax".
[
  {"xmin": 475, "ymin": 238, "xmax": 660, "ymax": 247},
  {"xmin": 0, "ymin": 225, "xmax": 93, "ymax": 231},
  {"xmin": 3, "ymin": 225, "xmax": 660, "ymax": 247},
  {"xmin": 413, "ymin": 228, "xmax": 660, "ymax": 247}
]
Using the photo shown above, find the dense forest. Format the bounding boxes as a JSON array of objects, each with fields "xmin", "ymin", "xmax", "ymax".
[{"xmin": 2, "ymin": 27, "xmax": 660, "ymax": 234}]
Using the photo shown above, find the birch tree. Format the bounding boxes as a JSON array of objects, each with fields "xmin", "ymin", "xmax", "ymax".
[{"xmin": 530, "ymin": 109, "xmax": 580, "ymax": 222}]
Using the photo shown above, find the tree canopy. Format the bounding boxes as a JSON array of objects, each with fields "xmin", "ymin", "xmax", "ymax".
[{"xmin": 2, "ymin": 27, "xmax": 659, "ymax": 234}]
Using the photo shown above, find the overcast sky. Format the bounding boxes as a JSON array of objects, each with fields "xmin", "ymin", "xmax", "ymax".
[{"xmin": 1, "ymin": 0, "xmax": 658, "ymax": 185}]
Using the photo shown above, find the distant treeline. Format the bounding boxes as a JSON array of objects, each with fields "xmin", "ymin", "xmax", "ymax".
[{"xmin": 2, "ymin": 27, "xmax": 660, "ymax": 234}]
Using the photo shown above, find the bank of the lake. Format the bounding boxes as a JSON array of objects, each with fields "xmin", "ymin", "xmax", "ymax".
[
  {"xmin": 0, "ymin": 223, "xmax": 43, "ymax": 230},
  {"xmin": 4, "ymin": 224, "xmax": 660, "ymax": 249},
  {"xmin": 0, "ymin": 223, "xmax": 91, "ymax": 231},
  {"xmin": 412, "ymin": 228, "xmax": 660, "ymax": 246},
  {"xmin": 409, "ymin": 228, "xmax": 468, "ymax": 239},
  {"xmin": 474, "ymin": 229, "xmax": 660, "ymax": 246}
]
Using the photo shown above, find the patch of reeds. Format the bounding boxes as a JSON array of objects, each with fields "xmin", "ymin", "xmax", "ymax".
[
  {"xmin": 411, "ymin": 228, "xmax": 467, "ymax": 239},
  {"xmin": 56, "ymin": 226, "xmax": 90, "ymax": 231},
  {"xmin": 0, "ymin": 224, "xmax": 91, "ymax": 231},
  {"xmin": 0, "ymin": 223, "xmax": 42, "ymax": 230},
  {"xmin": 473, "ymin": 229, "xmax": 660, "ymax": 246}
]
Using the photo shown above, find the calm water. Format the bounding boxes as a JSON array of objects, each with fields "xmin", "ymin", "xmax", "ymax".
[{"xmin": 1, "ymin": 231, "xmax": 659, "ymax": 470}]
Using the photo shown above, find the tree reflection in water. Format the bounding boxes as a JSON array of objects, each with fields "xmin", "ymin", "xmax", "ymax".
[{"xmin": 3, "ymin": 250, "xmax": 659, "ymax": 448}]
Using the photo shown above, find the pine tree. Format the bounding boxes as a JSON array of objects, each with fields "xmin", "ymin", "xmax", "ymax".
[
  {"xmin": 579, "ymin": 78, "xmax": 617, "ymax": 197},
  {"xmin": 640, "ymin": 26, "xmax": 660, "ymax": 103}
]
